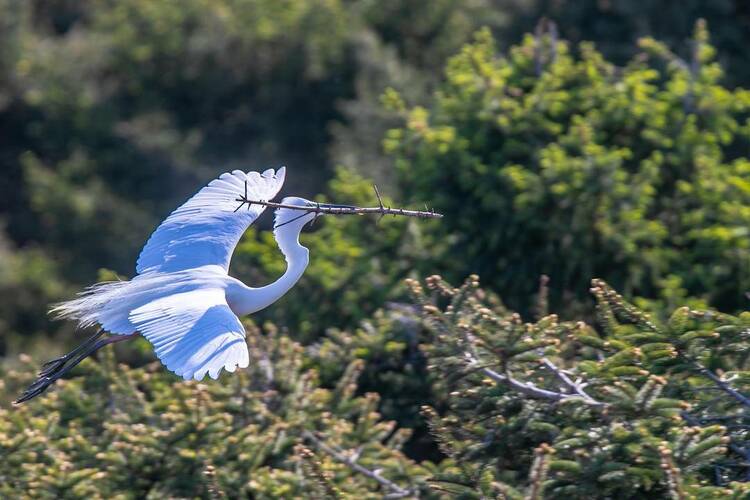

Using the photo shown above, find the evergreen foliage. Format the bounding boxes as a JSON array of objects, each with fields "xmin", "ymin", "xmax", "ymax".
[
  {"xmin": 405, "ymin": 275, "xmax": 750, "ymax": 498},
  {"xmin": 6, "ymin": 276, "xmax": 750, "ymax": 497},
  {"xmin": 387, "ymin": 22, "xmax": 750, "ymax": 316},
  {"xmin": 1, "ymin": 326, "xmax": 427, "ymax": 498}
]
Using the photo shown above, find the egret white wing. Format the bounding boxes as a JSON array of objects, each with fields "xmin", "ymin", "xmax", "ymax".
[
  {"xmin": 136, "ymin": 167, "xmax": 286, "ymax": 274},
  {"xmin": 129, "ymin": 287, "xmax": 249, "ymax": 380}
]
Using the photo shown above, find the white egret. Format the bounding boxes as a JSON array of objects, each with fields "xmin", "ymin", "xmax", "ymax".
[{"xmin": 15, "ymin": 167, "xmax": 440, "ymax": 404}]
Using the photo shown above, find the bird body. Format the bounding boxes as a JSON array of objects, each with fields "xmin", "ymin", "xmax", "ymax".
[
  {"xmin": 14, "ymin": 166, "xmax": 437, "ymax": 404},
  {"xmin": 42, "ymin": 167, "xmax": 320, "ymax": 384}
]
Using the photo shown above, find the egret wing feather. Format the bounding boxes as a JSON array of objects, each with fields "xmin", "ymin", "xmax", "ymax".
[
  {"xmin": 129, "ymin": 288, "xmax": 249, "ymax": 380},
  {"xmin": 136, "ymin": 167, "xmax": 285, "ymax": 274}
]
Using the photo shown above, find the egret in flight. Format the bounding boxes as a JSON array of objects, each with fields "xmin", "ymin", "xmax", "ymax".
[{"xmin": 15, "ymin": 167, "xmax": 439, "ymax": 404}]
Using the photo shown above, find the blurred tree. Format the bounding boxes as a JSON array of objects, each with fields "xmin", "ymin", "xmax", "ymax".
[
  {"xmin": 332, "ymin": 0, "xmax": 517, "ymax": 190},
  {"xmin": 335, "ymin": 1, "xmax": 750, "ymax": 189},
  {"xmin": 0, "ymin": 0, "xmax": 508, "ymax": 352},
  {"xmin": 2, "ymin": 0, "xmax": 750, "ymax": 361},
  {"xmin": 501, "ymin": 0, "xmax": 750, "ymax": 87},
  {"xmin": 0, "ymin": 0, "xmax": 356, "ymax": 352},
  {"xmin": 387, "ymin": 22, "xmax": 750, "ymax": 317}
]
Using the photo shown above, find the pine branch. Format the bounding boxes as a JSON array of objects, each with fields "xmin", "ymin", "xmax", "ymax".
[
  {"xmin": 302, "ymin": 431, "xmax": 413, "ymax": 498},
  {"xmin": 295, "ymin": 445, "xmax": 343, "ymax": 499},
  {"xmin": 681, "ymin": 410, "xmax": 750, "ymax": 480},
  {"xmin": 527, "ymin": 444, "xmax": 554, "ymax": 500},
  {"xmin": 203, "ymin": 464, "xmax": 226, "ymax": 500},
  {"xmin": 659, "ymin": 444, "xmax": 688, "ymax": 500}
]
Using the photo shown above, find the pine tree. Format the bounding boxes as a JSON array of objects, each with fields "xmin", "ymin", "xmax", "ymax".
[
  {"xmin": 0, "ymin": 325, "xmax": 425, "ymax": 498},
  {"xmin": 404, "ymin": 275, "xmax": 750, "ymax": 498}
]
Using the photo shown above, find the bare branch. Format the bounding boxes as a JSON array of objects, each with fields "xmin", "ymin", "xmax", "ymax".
[
  {"xmin": 540, "ymin": 357, "xmax": 602, "ymax": 406},
  {"xmin": 302, "ymin": 431, "xmax": 413, "ymax": 498},
  {"xmin": 464, "ymin": 353, "xmax": 606, "ymax": 407},
  {"xmin": 234, "ymin": 181, "xmax": 442, "ymax": 219},
  {"xmin": 695, "ymin": 363, "xmax": 750, "ymax": 408}
]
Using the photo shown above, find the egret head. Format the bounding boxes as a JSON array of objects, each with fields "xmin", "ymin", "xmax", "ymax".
[
  {"xmin": 273, "ymin": 197, "xmax": 318, "ymax": 230},
  {"xmin": 273, "ymin": 197, "xmax": 354, "ymax": 232}
]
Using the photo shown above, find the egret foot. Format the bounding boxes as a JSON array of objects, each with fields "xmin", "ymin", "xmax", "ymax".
[
  {"xmin": 38, "ymin": 357, "xmax": 67, "ymax": 377},
  {"xmin": 13, "ymin": 331, "xmax": 137, "ymax": 405},
  {"xmin": 15, "ymin": 376, "xmax": 59, "ymax": 404},
  {"xmin": 14, "ymin": 370, "xmax": 68, "ymax": 404},
  {"xmin": 37, "ymin": 329, "xmax": 105, "ymax": 378}
]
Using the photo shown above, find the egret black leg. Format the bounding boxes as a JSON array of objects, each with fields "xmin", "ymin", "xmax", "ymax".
[
  {"xmin": 14, "ymin": 332, "xmax": 137, "ymax": 405},
  {"xmin": 37, "ymin": 329, "xmax": 105, "ymax": 377}
]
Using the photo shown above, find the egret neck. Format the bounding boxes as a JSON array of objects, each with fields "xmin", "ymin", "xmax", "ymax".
[{"xmin": 228, "ymin": 222, "xmax": 310, "ymax": 317}]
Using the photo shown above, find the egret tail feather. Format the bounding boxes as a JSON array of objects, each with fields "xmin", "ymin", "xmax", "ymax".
[{"xmin": 50, "ymin": 280, "xmax": 133, "ymax": 330}]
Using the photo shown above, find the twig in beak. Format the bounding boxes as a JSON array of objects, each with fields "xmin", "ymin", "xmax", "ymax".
[{"xmin": 234, "ymin": 182, "xmax": 443, "ymax": 220}]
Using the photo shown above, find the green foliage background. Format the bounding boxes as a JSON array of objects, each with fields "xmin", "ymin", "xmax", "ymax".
[
  {"xmin": 387, "ymin": 22, "xmax": 750, "ymax": 316},
  {"xmin": 3, "ymin": 0, "xmax": 750, "ymax": 497}
]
